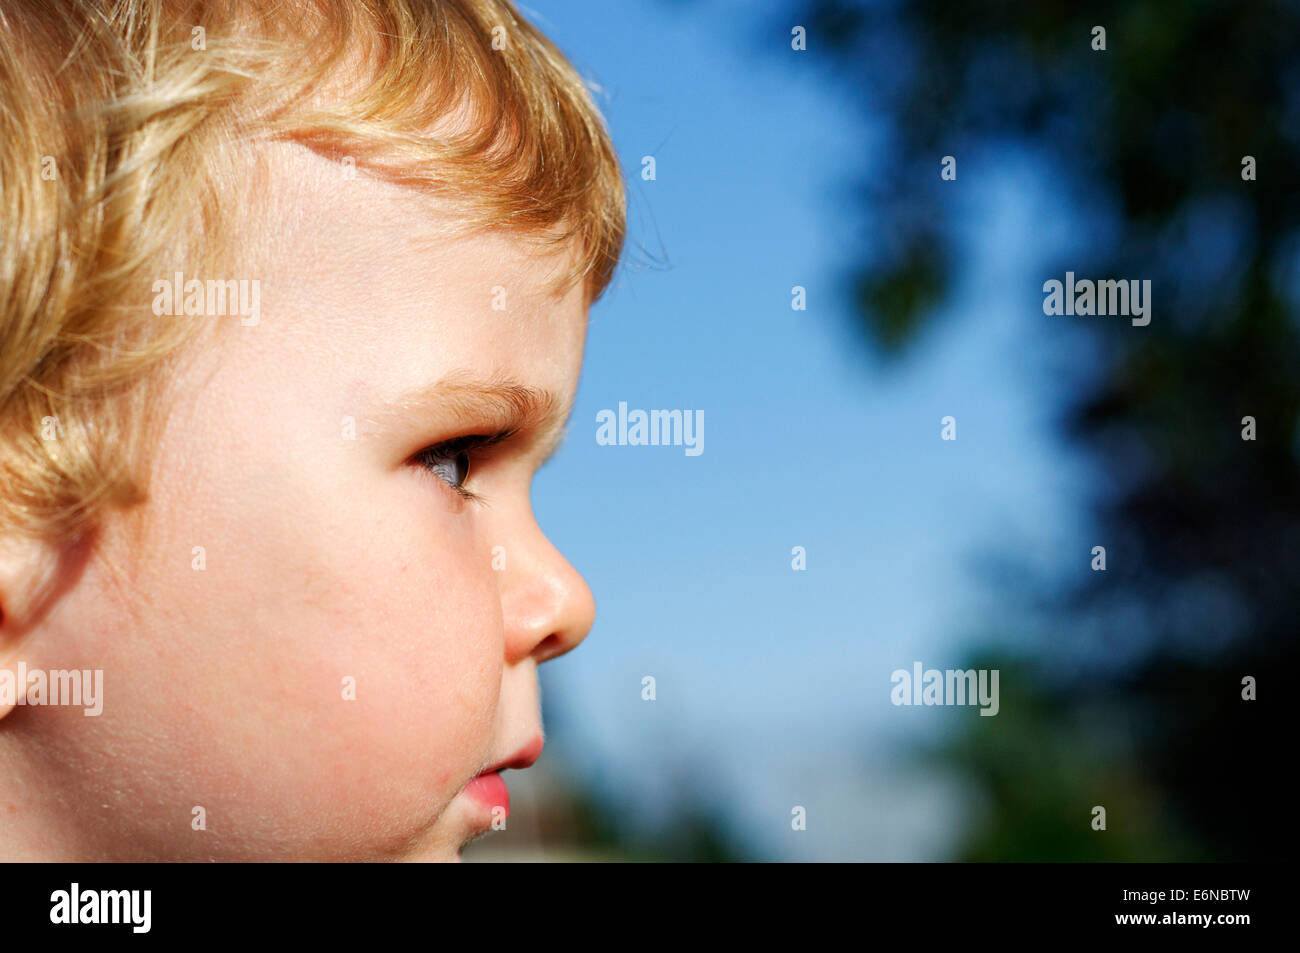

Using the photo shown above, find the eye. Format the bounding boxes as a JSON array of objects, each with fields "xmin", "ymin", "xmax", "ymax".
[
  {"xmin": 410, "ymin": 428, "xmax": 520, "ymax": 504},
  {"xmin": 414, "ymin": 439, "xmax": 476, "ymax": 499},
  {"xmin": 410, "ymin": 426, "xmax": 522, "ymax": 504},
  {"xmin": 425, "ymin": 448, "xmax": 471, "ymax": 491}
]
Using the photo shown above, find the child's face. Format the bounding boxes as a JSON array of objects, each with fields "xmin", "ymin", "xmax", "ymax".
[{"xmin": 18, "ymin": 145, "xmax": 596, "ymax": 861}]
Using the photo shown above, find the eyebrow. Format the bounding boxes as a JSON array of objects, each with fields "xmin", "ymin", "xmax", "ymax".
[{"xmin": 376, "ymin": 371, "xmax": 572, "ymax": 463}]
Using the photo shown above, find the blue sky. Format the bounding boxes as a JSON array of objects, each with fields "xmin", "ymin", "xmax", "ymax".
[{"xmin": 513, "ymin": 0, "xmax": 1096, "ymax": 859}]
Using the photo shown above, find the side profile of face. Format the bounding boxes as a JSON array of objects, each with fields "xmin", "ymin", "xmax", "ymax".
[{"xmin": 0, "ymin": 142, "xmax": 596, "ymax": 861}]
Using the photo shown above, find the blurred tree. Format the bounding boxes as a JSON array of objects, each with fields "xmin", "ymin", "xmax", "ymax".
[{"xmin": 788, "ymin": 0, "xmax": 1297, "ymax": 859}]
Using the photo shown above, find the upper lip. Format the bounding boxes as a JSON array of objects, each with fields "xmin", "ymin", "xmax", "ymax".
[{"xmin": 480, "ymin": 734, "xmax": 544, "ymax": 775}]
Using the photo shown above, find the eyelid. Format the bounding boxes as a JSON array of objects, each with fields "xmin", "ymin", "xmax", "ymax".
[{"xmin": 418, "ymin": 427, "xmax": 519, "ymax": 459}]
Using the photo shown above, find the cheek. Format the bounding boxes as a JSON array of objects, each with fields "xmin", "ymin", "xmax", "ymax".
[
  {"xmin": 252, "ymin": 490, "xmax": 506, "ymax": 823},
  {"xmin": 309, "ymin": 507, "xmax": 507, "ymax": 794},
  {"xmin": 71, "ymin": 472, "xmax": 506, "ymax": 857}
]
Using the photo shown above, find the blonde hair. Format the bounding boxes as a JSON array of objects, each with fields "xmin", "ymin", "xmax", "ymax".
[{"xmin": 0, "ymin": 0, "xmax": 626, "ymax": 544}]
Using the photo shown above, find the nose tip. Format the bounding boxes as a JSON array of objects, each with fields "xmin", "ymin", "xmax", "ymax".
[
  {"xmin": 502, "ymin": 532, "xmax": 596, "ymax": 666},
  {"xmin": 538, "ymin": 561, "xmax": 595, "ymax": 663}
]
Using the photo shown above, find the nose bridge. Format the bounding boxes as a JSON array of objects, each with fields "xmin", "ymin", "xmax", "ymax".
[{"xmin": 498, "ymin": 507, "xmax": 594, "ymax": 665}]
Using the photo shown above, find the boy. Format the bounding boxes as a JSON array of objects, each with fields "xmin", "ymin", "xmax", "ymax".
[{"xmin": 0, "ymin": 0, "xmax": 624, "ymax": 861}]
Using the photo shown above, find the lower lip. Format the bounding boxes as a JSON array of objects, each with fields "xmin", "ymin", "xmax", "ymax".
[{"xmin": 462, "ymin": 772, "xmax": 510, "ymax": 816}]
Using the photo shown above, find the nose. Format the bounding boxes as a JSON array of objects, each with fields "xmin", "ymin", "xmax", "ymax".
[{"xmin": 498, "ymin": 516, "xmax": 595, "ymax": 666}]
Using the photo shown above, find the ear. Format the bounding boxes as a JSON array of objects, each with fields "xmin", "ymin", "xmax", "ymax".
[{"xmin": 0, "ymin": 533, "xmax": 84, "ymax": 721}]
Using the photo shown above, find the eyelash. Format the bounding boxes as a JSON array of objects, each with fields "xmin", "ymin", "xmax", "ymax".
[{"xmin": 412, "ymin": 429, "xmax": 516, "ymax": 504}]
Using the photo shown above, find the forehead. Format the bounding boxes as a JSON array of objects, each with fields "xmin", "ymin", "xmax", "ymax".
[
  {"xmin": 240, "ymin": 143, "xmax": 590, "ymax": 407},
  {"xmin": 252, "ymin": 141, "xmax": 588, "ymax": 301}
]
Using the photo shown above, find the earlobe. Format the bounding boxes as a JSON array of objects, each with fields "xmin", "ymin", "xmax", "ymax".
[
  {"xmin": 0, "ymin": 533, "xmax": 86, "ymax": 721},
  {"xmin": 0, "ymin": 601, "xmax": 8, "ymax": 721}
]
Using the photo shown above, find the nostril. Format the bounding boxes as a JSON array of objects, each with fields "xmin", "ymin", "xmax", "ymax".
[{"xmin": 535, "ymin": 632, "xmax": 562, "ymax": 660}]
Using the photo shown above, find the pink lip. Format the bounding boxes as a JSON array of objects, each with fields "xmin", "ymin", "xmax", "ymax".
[
  {"xmin": 462, "ymin": 772, "xmax": 510, "ymax": 815},
  {"xmin": 461, "ymin": 735, "xmax": 543, "ymax": 819}
]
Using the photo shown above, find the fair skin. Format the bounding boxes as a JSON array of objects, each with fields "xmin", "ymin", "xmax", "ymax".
[{"xmin": 0, "ymin": 142, "xmax": 595, "ymax": 861}]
